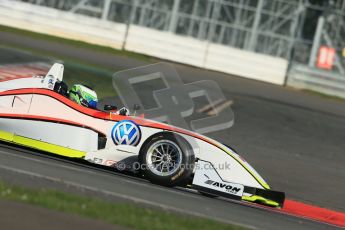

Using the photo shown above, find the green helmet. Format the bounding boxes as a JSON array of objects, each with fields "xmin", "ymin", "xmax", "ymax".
[{"xmin": 69, "ymin": 84, "xmax": 98, "ymax": 109}]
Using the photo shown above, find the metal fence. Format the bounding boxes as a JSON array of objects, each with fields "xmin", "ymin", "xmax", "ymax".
[
  {"xmin": 17, "ymin": 0, "xmax": 300, "ymax": 59},
  {"xmin": 16, "ymin": 0, "xmax": 345, "ymax": 76}
]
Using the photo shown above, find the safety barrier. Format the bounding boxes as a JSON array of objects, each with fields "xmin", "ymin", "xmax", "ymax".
[{"xmin": 288, "ymin": 64, "xmax": 345, "ymax": 99}]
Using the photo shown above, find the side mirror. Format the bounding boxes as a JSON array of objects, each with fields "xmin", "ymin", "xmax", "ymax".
[
  {"xmin": 133, "ymin": 104, "xmax": 141, "ymax": 111},
  {"xmin": 104, "ymin": 105, "xmax": 117, "ymax": 111},
  {"xmin": 132, "ymin": 104, "xmax": 141, "ymax": 116}
]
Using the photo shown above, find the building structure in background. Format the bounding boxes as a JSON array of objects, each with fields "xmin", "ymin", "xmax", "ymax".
[{"xmin": 13, "ymin": 0, "xmax": 345, "ymax": 97}]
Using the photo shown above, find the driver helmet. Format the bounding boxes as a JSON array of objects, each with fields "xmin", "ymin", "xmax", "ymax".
[{"xmin": 69, "ymin": 84, "xmax": 98, "ymax": 109}]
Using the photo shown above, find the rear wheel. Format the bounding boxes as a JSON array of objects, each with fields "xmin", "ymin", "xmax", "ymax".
[{"xmin": 139, "ymin": 132, "xmax": 195, "ymax": 187}]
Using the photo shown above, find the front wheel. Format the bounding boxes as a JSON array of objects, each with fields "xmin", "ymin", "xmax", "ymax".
[{"xmin": 139, "ymin": 132, "xmax": 195, "ymax": 187}]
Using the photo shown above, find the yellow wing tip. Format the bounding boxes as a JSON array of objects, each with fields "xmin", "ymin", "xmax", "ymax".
[{"xmin": 242, "ymin": 195, "xmax": 280, "ymax": 207}]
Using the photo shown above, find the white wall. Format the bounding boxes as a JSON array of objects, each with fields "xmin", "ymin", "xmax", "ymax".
[
  {"xmin": 0, "ymin": 0, "xmax": 126, "ymax": 49},
  {"xmin": 125, "ymin": 26, "xmax": 288, "ymax": 85},
  {"xmin": 125, "ymin": 25, "xmax": 207, "ymax": 67},
  {"xmin": 205, "ymin": 44, "xmax": 288, "ymax": 85},
  {"xmin": 0, "ymin": 0, "xmax": 288, "ymax": 85}
]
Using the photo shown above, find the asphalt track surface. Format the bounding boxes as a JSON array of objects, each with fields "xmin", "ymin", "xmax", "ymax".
[
  {"xmin": 0, "ymin": 31, "xmax": 345, "ymax": 228},
  {"xmin": 0, "ymin": 143, "xmax": 338, "ymax": 230}
]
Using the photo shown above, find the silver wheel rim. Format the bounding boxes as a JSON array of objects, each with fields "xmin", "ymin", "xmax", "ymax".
[{"xmin": 146, "ymin": 140, "xmax": 183, "ymax": 176}]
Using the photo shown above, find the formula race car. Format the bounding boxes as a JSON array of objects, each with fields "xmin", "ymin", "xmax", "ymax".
[{"xmin": 0, "ymin": 63, "xmax": 285, "ymax": 207}]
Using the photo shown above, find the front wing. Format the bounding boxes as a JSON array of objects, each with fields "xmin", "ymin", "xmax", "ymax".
[{"xmin": 192, "ymin": 160, "xmax": 285, "ymax": 207}]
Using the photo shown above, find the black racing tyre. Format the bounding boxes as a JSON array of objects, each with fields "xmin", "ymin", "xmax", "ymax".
[{"xmin": 139, "ymin": 132, "xmax": 195, "ymax": 187}]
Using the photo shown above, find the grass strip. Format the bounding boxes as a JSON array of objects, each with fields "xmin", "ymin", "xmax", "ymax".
[
  {"xmin": 302, "ymin": 89, "xmax": 345, "ymax": 103},
  {"xmin": 0, "ymin": 180, "xmax": 246, "ymax": 230},
  {"xmin": 0, "ymin": 24, "xmax": 152, "ymax": 62}
]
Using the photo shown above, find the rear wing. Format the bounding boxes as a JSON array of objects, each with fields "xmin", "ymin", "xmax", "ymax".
[
  {"xmin": 45, "ymin": 63, "xmax": 64, "ymax": 82},
  {"xmin": 42, "ymin": 63, "xmax": 64, "ymax": 89}
]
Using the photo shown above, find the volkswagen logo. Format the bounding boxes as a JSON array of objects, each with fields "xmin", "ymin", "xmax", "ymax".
[{"xmin": 111, "ymin": 120, "xmax": 141, "ymax": 146}]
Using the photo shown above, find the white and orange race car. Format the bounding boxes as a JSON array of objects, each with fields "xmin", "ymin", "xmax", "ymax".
[{"xmin": 0, "ymin": 63, "xmax": 284, "ymax": 207}]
